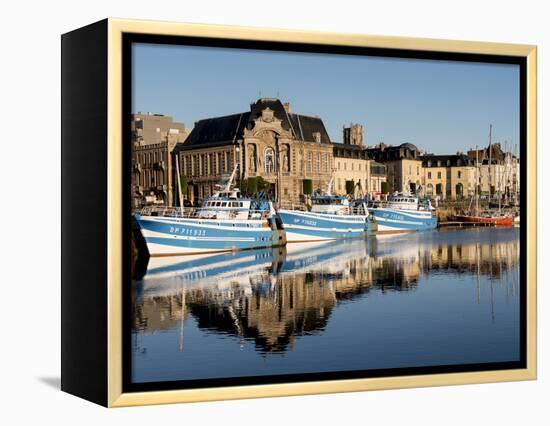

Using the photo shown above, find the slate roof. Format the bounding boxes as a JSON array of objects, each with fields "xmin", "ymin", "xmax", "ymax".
[
  {"xmin": 421, "ymin": 154, "xmax": 474, "ymax": 167},
  {"xmin": 365, "ymin": 143, "xmax": 422, "ymax": 161},
  {"xmin": 399, "ymin": 142, "xmax": 419, "ymax": 151},
  {"xmin": 333, "ymin": 142, "xmax": 369, "ymax": 159},
  {"xmin": 178, "ymin": 99, "xmax": 331, "ymax": 151},
  {"xmin": 182, "ymin": 112, "xmax": 250, "ymax": 148}
]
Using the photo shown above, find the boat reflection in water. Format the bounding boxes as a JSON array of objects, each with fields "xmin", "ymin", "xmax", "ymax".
[{"xmin": 132, "ymin": 227, "xmax": 520, "ymax": 384}]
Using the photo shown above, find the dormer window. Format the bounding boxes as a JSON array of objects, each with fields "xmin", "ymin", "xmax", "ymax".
[
  {"xmin": 261, "ymin": 107, "xmax": 274, "ymax": 122},
  {"xmin": 312, "ymin": 132, "xmax": 321, "ymax": 143}
]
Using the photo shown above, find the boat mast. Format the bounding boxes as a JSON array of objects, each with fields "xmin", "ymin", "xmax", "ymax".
[
  {"xmin": 224, "ymin": 163, "xmax": 239, "ymax": 192},
  {"xmin": 489, "ymin": 124, "xmax": 493, "ymax": 204},
  {"xmin": 326, "ymin": 169, "xmax": 335, "ymax": 196},
  {"xmin": 467, "ymin": 145, "xmax": 477, "ymax": 215},
  {"xmin": 175, "ymin": 152, "xmax": 184, "ymax": 214},
  {"xmin": 476, "ymin": 146, "xmax": 479, "ymax": 215}
]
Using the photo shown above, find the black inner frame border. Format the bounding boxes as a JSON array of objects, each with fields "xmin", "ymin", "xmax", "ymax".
[{"xmin": 122, "ymin": 32, "xmax": 528, "ymax": 394}]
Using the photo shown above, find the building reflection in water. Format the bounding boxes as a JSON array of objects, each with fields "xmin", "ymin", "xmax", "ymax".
[{"xmin": 132, "ymin": 228, "xmax": 519, "ymax": 355}]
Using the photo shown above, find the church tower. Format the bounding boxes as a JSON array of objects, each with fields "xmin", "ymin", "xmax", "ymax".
[{"xmin": 343, "ymin": 123, "xmax": 364, "ymax": 146}]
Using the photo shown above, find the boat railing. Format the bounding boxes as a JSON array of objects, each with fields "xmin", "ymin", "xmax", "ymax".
[
  {"xmin": 311, "ymin": 206, "xmax": 368, "ymax": 216},
  {"xmin": 139, "ymin": 205, "xmax": 271, "ymax": 220},
  {"xmin": 368, "ymin": 200, "xmax": 434, "ymax": 213},
  {"xmin": 279, "ymin": 201, "xmax": 308, "ymax": 211},
  {"xmin": 139, "ymin": 206, "xmax": 192, "ymax": 217}
]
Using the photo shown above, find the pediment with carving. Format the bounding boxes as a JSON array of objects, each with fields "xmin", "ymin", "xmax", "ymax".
[{"xmin": 243, "ymin": 108, "xmax": 293, "ymax": 140}]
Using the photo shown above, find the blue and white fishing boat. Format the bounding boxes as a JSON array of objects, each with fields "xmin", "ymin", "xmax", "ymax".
[
  {"xmin": 278, "ymin": 175, "xmax": 376, "ymax": 242},
  {"xmin": 369, "ymin": 194, "xmax": 437, "ymax": 233},
  {"xmin": 133, "ymin": 166, "xmax": 286, "ymax": 256},
  {"xmin": 135, "ymin": 247, "xmax": 282, "ymax": 300}
]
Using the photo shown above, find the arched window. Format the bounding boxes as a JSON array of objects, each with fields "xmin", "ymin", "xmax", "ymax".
[
  {"xmin": 456, "ymin": 182, "xmax": 464, "ymax": 198},
  {"xmin": 265, "ymin": 148, "xmax": 275, "ymax": 174}
]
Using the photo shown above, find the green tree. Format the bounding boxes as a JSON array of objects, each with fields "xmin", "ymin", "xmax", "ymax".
[
  {"xmin": 302, "ymin": 179, "xmax": 313, "ymax": 195},
  {"xmin": 409, "ymin": 182, "xmax": 416, "ymax": 194},
  {"xmin": 247, "ymin": 177, "xmax": 258, "ymax": 195},
  {"xmin": 381, "ymin": 181, "xmax": 389, "ymax": 194},
  {"xmin": 436, "ymin": 183, "xmax": 442, "ymax": 195},
  {"xmin": 256, "ymin": 176, "xmax": 269, "ymax": 192}
]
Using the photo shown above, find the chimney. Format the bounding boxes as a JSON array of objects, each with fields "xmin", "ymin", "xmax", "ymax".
[{"xmin": 283, "ymin": 102, "xmax": 291, "ymax": 113}]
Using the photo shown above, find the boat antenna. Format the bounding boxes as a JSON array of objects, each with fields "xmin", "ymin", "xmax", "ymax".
[{"xmin": 174, "ymin": 148, "xmax": 184, "ymax": 215}]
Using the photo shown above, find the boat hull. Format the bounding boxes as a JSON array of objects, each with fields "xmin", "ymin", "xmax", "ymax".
[
  {"xmin": 371, "ymin": 208, "xmax": 437, "ymax": 233},
  {"xmin": 278, "ymin": 209, "xmax": 373, "ymax": 242},
  {"xmin": 134, "ymin": 213, "xmax": 286, "ymax": 256},
  {"xmin": 452, "ymin": 215, "xmax": 513, "ymax": 227}
]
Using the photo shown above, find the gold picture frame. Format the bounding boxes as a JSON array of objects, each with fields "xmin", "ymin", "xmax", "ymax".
[{"xmin": 61, "ymin": 18, "xmax": 537, "ymax": 407}]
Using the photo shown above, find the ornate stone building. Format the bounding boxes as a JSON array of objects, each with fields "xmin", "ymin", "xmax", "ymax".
[
  {"xmin": 132, "ymin": 113, "xmax": 190, "ymax": 207},
  {"xmin": 174, "ymin": 99, "xmax": 334, "ymax": 204}
]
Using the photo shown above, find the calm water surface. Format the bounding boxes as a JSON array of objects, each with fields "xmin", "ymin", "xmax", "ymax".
[{"xmin": 131, "ymin": 227, "xmax": 520, "ymax": 383}]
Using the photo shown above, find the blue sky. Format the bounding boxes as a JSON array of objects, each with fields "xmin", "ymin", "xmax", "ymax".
[{"xmin": 132, "ymin": 43, "xmax": 520, "ymax": 155}]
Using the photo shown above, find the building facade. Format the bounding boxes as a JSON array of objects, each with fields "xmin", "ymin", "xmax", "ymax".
[
  {"xmin": 369, "ymin": 162, "xmax": 387, "ymax": 198},
  {"xmin": 331, "ymin": 124, "xmax": 388, "ymax": 198},
  {"xmin": 132, "ymin": 113, "xmax": 190, "ymax": 207},
  {"xmin": 421, "ymin": 154, "xmax": 476, "ymax": 199},
  {"xmin": 332, "ymin": 144, "xmax": 370, "ymax": 196},
  {"xmin": 132, "ymin": 112, "xmax": 189, "ymax": 145},
  {"xmin": 468, "ymin": 143, "xmax": 520, "ymax": 196},
  {"xmin": 175, "ymin": 99, "xmax": 334, "ymax": 205},
  {"xmin": 367, "ymin": 143, "xmax": 423, "ymax": 194}
]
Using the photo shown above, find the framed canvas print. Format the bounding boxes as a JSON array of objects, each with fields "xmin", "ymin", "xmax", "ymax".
[{"xmin": 61, "ymin": 18, "xmax": 537, "ymax": 407}]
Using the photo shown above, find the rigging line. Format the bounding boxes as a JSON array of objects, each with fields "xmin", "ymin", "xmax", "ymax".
[
  {"xmin": 232, "ymin": 113, "xmax": 244, "ymax": 145},
  {"xmin": 282, "ymin": 105, "xmax": 298, "ymax": 139},
  {"xmin": 296, "ymin": 114, "xmax": 305, "ymax": 141}
]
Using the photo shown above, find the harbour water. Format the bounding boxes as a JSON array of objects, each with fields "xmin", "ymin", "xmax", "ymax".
[{"xmin": 131, "ymin": 227, "xmax": 520, "ymax": 384}]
